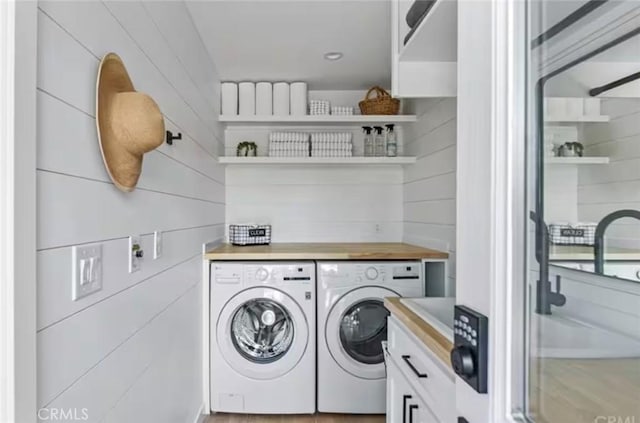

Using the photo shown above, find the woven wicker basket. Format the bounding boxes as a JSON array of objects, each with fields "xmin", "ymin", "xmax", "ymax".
[{"xmin": 359, "ymin": 86, "xmax": 400, "ymax": 115}]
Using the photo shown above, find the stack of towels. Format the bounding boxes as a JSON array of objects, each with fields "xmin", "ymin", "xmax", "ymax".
[
  {"xmin": 310, "ymin": 133, "xmax": 353, "ymax": 157},
  {"xmin": 309, "ymin": 100, "xmax": 331, "ymax": 115},
  {"xmin": 269, "ymin": 132, "xmax": 310, "ymax": 157},
  {"xmin": 331, "ymin": 106, "xmax": 354, "ymax": 116}
]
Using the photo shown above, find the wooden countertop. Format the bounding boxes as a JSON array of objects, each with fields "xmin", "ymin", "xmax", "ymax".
[
  {"xmin": 384, "ymin": 297, "xmax": 454, "ymax": 368},
  {"xmin": 550, "ymin": 245, "xmax": 640, "ymax": 261},
  {"xmin": 204, "ymin": 243, "xmax": 449, "ymax": 261}
]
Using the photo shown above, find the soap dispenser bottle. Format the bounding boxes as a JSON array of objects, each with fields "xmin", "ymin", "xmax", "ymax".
[
  {"xmin": 363, "ymin": 126, "xmax": 373, "ymax": 157},
  {"xmin": 373, "ymin": 126, "xmax": 385, "ymax": 157},
  {"xmin": 385, "ymin": 124, "xmax": 397, "ymax": 157}
]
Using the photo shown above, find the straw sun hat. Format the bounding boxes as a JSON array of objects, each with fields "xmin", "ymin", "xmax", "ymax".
[{"xmin": 96, "ymin": 53, "xmax": 165, "ymax": 192}]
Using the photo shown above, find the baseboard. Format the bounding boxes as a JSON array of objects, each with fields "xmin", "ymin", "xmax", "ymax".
[{"xmin": 192, "ymin": 403, "xmax": 208, "ymax": 423}]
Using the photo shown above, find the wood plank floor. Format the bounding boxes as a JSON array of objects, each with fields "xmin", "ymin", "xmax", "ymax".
[
  {"xmin": 206, "ymin": 414, "xmax": 385, "ymax": 423},
  {"xmin": 530, "ymin": 358, "xmax": 640, "ymax": 423}
]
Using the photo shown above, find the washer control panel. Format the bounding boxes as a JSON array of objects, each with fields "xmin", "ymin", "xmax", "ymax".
[
  {"xmin": 365, "ymin": 267, "xmax": 379, "ymax": 280},
  {"xmin": 451, "ymin": 305, "xmax": 488, "ymax": 394}
]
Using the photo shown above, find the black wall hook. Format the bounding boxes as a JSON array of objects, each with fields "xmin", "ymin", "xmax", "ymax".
[{"xmin": 166, "ymin": 130, "xmax": 182, "ymax": 145}]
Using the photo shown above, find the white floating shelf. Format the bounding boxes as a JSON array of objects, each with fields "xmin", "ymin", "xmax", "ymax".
[
  {"xmin": 218, "ymin": 115, "xmax": 417, "ymax": 125},
  {"xmin": 545, "ymin": 157, "xmax": 610, "ymax": 165},
  {"xmin": 218, "ymin": 157, "xmax": 417, "ymax": 165},
  {"xmin": 544, "ymin": 115, "xmax": 610, "ymax": 123}
]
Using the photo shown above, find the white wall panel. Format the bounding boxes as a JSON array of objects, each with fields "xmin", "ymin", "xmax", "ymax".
[
  {"xmin": 403, "ymin": 146, "xmax": 457, "ymax": 183},
  {"xmin": 404, "ymin": 172, "xmax": 455, "ymax": 203},
  {"xmin": 37, "ymin": 224, "xmax": 223, "ymax": 330},
  {"xmin": 578, "ymin": 98, "xmax": 640, "ymax": 248},
  {"xmin": 42, "ymin": 284, "xmax": 201, "ymax": 423},
  {"xmin": 102, "ymin": 289, "xmax": 202, "ymax": 423},
  {"xmin": 550, "ymin": 266, "xmax": 640, "ymax": 340},
  {"xmin": 37, "ymin": 171, "xmax": 224, "ymax": 250},
  {"xmin": 36, "ymin": 1, "xmax": 222, "ymax": 419},
  {"xmin": 402, "ymin": 98, "xmax": 457, "ymax": 293},
  {"xmin": 38, "ymin": 256, "xmax": 201, "ymax": 407},
  {"xmin": 225, "ymin": 166, "xmax": 403, "ymax": 242},
  {"xmin": 38, "ymin": 3, "xmax": 219, "ymax": 156},
  {"xmin": 104, "ymin": 1, "xmax": 222, "ymax": 143}
]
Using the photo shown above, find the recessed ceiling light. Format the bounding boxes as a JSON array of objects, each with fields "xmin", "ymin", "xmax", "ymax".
[{"xmin": 324, "ymin": 52, "xmax": 343, "ymax": 61}]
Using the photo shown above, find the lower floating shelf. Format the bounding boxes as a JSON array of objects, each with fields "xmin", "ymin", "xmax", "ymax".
[
  {"xmin": 545, "ymin": 157, "xmax": 610, "ymax": 165},
  {"xmin": 218, "ymin": 156, "xmax": 417, "ymax": 165}
]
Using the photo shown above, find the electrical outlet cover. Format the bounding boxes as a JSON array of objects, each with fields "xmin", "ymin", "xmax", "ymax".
[
  {"xmin": 153, "ymin": 231, "xmax": 162, "ymax": 259},
  {"xmin": 72, "ymin": 243, "xmax": 103, "ymax": 301},
  {"xmin": 129, "ymin": 236, "xmax": 143, "ymax": 273}
]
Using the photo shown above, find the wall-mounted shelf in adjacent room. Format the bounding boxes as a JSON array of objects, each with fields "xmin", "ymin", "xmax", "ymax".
[
  {"xmin": 218, "ymin": 156, "xmax": 417, "ymax": 165},
  {"xmin": 218, "ymin": 115, "xmax": 417, "ymax": 125},
  {"xmin": 545, "ymin": 157, "xmax": 610, "ymax": 165},
  {"xmin": 544, "ymin": 115, "xmax": 610, "ymax": 123}
]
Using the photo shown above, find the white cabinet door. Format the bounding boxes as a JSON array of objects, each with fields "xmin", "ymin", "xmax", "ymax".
[{"xmin": 386, "ymin": 356, "xmax": 440, "ymax": 423}]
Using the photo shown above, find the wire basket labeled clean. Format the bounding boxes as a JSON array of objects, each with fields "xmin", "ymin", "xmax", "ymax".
[
  {"xmin": 549, "ymin": 223, "xmax": 596, "ymax": 246},
  {"xmin": 229, "ymin": 224, "xmax": 272, "ymax": 246},
  {"xmin": 359, "ymin": 86, "xmax": 400, "ymax": 115}
]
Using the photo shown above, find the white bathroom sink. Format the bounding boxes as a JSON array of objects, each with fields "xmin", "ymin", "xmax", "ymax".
[
  {"xmin": 400, "ymin": 297, "xmax": 455, "ymax": 342},
  {"xmin": 531, "ymin": 314, "xmax": 640, "ymax": 359}
]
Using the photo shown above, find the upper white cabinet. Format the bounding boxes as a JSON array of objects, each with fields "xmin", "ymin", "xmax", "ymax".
[{"xmin": 391, "ymin": 0, "xmax": 457, "ymax": 98}]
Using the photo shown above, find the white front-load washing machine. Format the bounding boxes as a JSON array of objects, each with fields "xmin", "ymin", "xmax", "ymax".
[
  {"xmin": 317, "ymin": 261, "xmax": 424, "ymax": 414},
  {"xmin": 210, "ymin": 262, "xmax": 315, "ymax": 414}
]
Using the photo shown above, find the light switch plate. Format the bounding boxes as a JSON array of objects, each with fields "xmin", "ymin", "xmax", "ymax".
[
  {"xmin": 129, "ymin": 235, "xmax": 143, "ymax": 273},
  {"xmin": 153, "ymin": 231, "xmax": 162, "ymax": 259},
  {"xmin": 72, "ymin": 244, "xmax": 103, "ymax": 301}
]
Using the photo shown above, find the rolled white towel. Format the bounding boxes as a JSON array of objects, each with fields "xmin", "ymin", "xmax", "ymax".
[
  {"xmin": 238, "ymin": 82, "xmax": 256, "ymax": 116},
  {"xmin": 221, "ymin": 82, "xmax": 238, "ymax": 116}
]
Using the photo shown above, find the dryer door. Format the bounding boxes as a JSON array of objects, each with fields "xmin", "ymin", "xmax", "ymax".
[
  {"xmin": 325, "ymin": 286, "xmax": 399, "ymax": 380},
  {"xmin": 217, "ymin": 287, "xmax": 309, "ymax": 380}
]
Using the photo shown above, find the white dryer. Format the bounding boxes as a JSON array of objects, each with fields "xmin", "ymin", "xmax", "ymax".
[
  {"xmin": 317, "ymin": 261, "xmax": 424, "ymax": 414},
  {"xmin": 210, "ymin": 262, "xmax": 315, "ymax": 414}
]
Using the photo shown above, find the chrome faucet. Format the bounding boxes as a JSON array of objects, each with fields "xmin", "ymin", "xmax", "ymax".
[{"xmin": 594, "ymin": 209, "xmax": 640, "ymax": 274}]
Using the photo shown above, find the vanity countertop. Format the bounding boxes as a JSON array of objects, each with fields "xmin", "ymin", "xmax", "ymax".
[
  {"xmin": 384, "ymin": 297, "xmax": 454, "ymax": 368},
  {"xmin": 204, "ymin": 242, "xmax": 449, "ymax": 261},
  {"xmin": 550, "ymin": 245, "xmax": 640, "ymax": 261}
]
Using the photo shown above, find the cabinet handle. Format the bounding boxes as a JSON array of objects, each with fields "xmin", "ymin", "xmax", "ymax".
[
  {"xmin": 402, "ymin": 395, "xmax": 412, "ymax": 423},
  {"xmin": 409, "ymin": 404, "xmax": 418, "ymax": 423},
  {"xmin": 402, "ymin": 355, "xmax": 428, "ymax": 378}
]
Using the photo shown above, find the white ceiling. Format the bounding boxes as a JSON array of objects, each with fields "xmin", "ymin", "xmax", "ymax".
[{"xmin": 186, "ymin": 1, "xmax": 391, "ymax": 90}]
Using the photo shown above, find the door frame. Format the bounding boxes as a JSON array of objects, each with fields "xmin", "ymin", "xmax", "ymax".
[
  {"xmin": 456, "ymin": 0, "xmax": 527, "ymax": 421},
  {"xmin": 0, "ymin": 1, "xmax": 38, "ymax": 422}
]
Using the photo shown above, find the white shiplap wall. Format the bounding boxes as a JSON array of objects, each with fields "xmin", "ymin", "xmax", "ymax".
[
  {"xmin": 36, "ymin": 1, "xmax": 224, "ymax": 421},
  {"xmin": 549, "ymin": 265, "xmax": 640, "ymax": 340},
  {"xmin": 402, "ymin": 98, "xmax": 457, "ymax": 294},
  {"xmin": 578, "ymin": 98, "xmax": 640, "ymax": 249},
  {"xmin": 225, "ymin": 165, "xmax": 403, "ymax": 242}
]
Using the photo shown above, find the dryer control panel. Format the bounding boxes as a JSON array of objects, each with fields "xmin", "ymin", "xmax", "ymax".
[
  {"xmin": 212, "ymin": 262, "xmax": 314, "ymax": 286},
  {"xmin": 319, "ymin": 261, "xmax": 422, "ymax": 287},
  {"xmin": 391, "ymin": 263, "xmax": 420, "ymax": 281},
  {"xmin": 244, "ymin": 263, "xmax": 314, "ymax": 285}
]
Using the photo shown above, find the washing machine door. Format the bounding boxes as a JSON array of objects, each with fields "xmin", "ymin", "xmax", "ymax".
[
  {"xmin": 325, "ymin": 286, "xmax": 399, "ymax": 379},
  {"xmin": 217, "ymin": 287, "xmax": 308, "ymax": 380}
]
